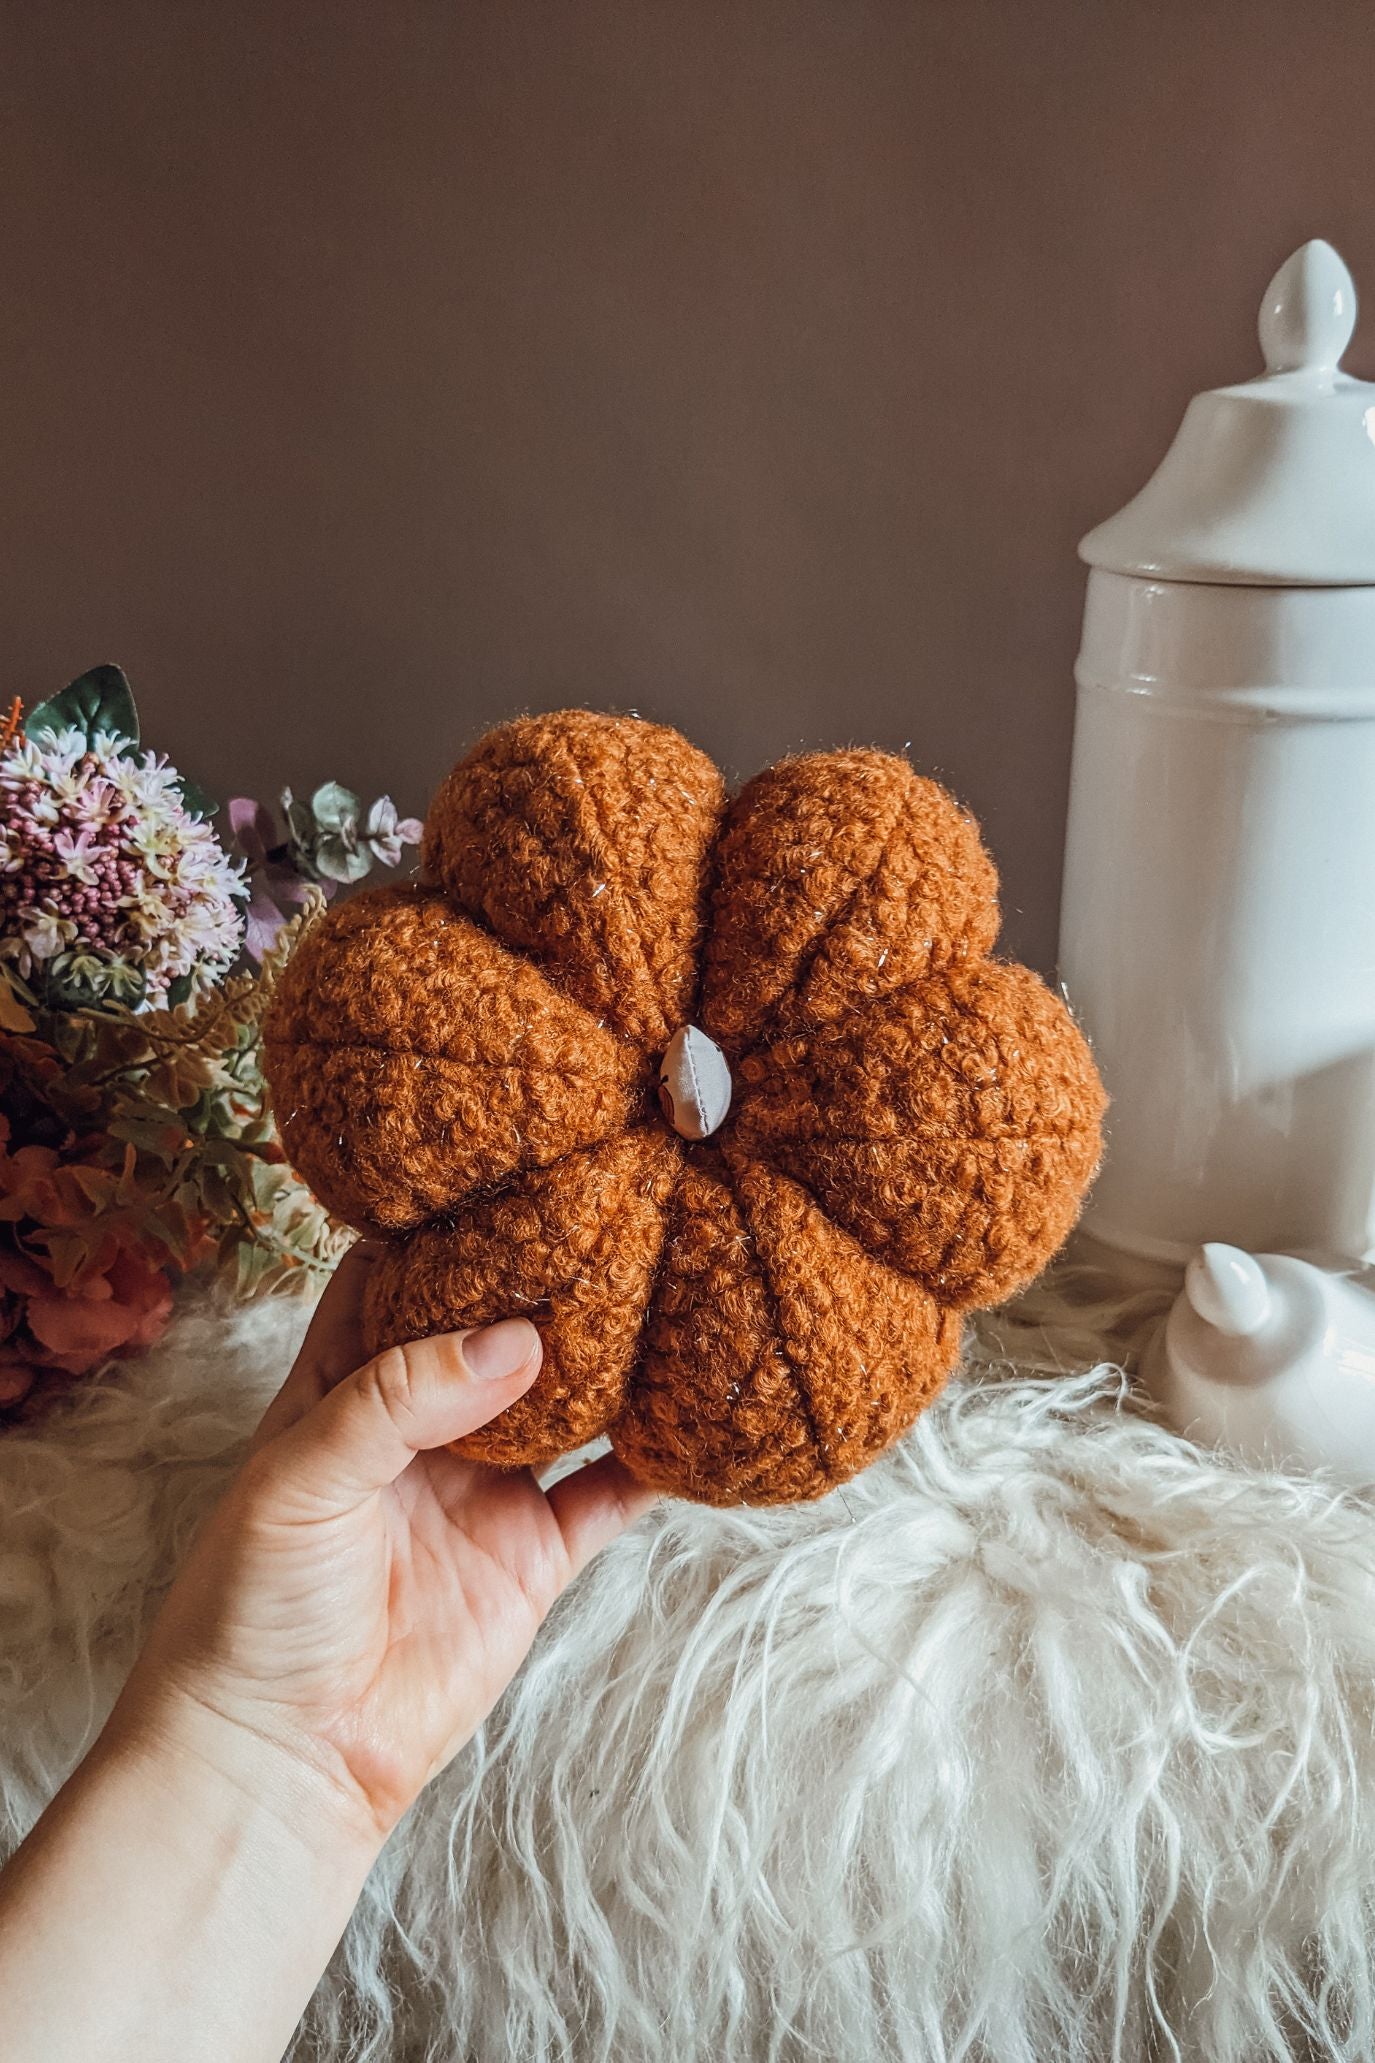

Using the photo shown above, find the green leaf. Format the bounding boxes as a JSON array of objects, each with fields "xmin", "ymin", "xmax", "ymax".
[
  {"xmin": 27, "ymin": 665, "xmax": 140, "ymax": 750},
  {"xmin": 309, "ymin": 781, "xmax": 361, "ymax": 833},
  {"xmin": 312, "ymin": 832, "xmax": 371, "ymax": 884},
  {"xmin": 107, "ymin": 1113, "xmax": 188, "ymax": 1165},
  {"xmin": 175, "ymin": 775, "xmax": 218, "ymax": 821},
  {"xmin": 165, "ymin": 973, "xmax": 195, "ymax": 1008},
  {"xmin": 43, "ymin": 952, "xmax": 115, "ymax": 1009}
]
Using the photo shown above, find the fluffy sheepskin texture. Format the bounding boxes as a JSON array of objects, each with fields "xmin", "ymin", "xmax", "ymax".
[
  {"xmin": 5, "ymin": 1271, "xmax": 1375, "ymax": 2061},
  {"xmin": 264, "ymin": 711, "xmax": 1105, "ymax": 1503}
]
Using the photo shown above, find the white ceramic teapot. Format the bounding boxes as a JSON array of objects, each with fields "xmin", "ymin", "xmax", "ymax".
[{"xmin": 1059, "ymin": 240, "xmax": 1375, "ymax": 1479}]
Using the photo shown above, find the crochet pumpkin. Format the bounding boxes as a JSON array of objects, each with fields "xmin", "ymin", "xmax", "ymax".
[{"xmin": 263, "ymin": 711, "xmax": 1104, "ymax": 1506}]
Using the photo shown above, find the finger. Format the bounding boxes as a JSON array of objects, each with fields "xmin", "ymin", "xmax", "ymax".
[
  {"xmin": 250, "ymin": 1242, "xmax": 383, "ymax": 1451},
  {"xmin": 254, "ymin": 1318, "xmax": 543, "ymax": 1517},
  {"xmin": 543, "ymin": 1452, "xmax": 660, "ymax": 1579}
]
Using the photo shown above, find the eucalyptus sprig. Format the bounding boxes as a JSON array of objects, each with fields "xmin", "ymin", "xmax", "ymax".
[{"xmin": 228, "ymin": 783, "xmax": 422, "ymax": 962}]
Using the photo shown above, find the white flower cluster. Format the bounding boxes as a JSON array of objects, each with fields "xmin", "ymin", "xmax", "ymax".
[{"xmin": 0, "ymin": 727, "xmax": 245, "ymax": 1007}]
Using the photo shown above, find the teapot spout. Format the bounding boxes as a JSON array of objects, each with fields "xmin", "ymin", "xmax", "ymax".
[
  {"xmin": 1146, "ymin": 1244, "xmax": 1375, "ymax": 1484},
  {"xmin": 1185, "ymin": 1243, "xmax": 1272, "ymax": 1337}
]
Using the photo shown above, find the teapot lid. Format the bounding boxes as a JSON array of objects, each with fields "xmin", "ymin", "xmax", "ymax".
[{"xmin": 1080, "ymin": 240, "xmax": 1375, "ymax": 586}]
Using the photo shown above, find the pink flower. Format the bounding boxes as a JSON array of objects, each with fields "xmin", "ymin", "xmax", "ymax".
[
  {"xmin": 0, "ymin": 729, "xmax": 245, "ymax": 1005},
  {"xmin": 228, "ymin": 797, "xmax": 324, "ymax": 962},
  {"xmin": 24, "ymin": 1247, "xmax": 173, "ymax": 1368},
  {"xmin": 52, "ymin": 826, "xmax": 99, "ymax": 883},
  {"xmin": 0, "ymin": 1240, "xmax": 174, "ymax": 1388},
  {"xmin": 362, "ymin": 795, "xmax": 424, "ymax": 869}
]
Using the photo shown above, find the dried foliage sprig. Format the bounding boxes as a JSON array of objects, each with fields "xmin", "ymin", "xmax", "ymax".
[{"xmin": 228, "ymin": 783, "xmax": 421, "ymax": 963}]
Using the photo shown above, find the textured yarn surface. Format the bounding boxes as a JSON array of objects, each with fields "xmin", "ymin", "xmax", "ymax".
[
  {"xmin": 4, "ymin": 1280, "xmax": 1375, "ymax": 2063},
  {"xmin": 264, "ymin": 710, "xmax": 1105, "ymax": 1503}
]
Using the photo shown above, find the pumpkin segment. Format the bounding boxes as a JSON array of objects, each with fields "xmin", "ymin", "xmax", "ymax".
[
  {"xmin": 699, "ymin": 749, "xmax": 999, "ymax": 1057},
  {"xmin": 264, "ymin": 882, "xmax": 646, "ymax": 1236},
  {"xmin": 731, "ymin": 959, "xmax": 1106, "ymax": 1311},
  {"xmin": 424, "ymin": 709, "xmax": 724, "ymax": 1051},
  {"xmin": 611, "ymin": 1157, "xmax": 824, "ymax": 1505},
  {"xmin": 612, "ymin": 1151, "xmax": 957, "ymax": 1505},
  {"xmin": 363, "ymin": 1130, "xmax": 680, "ymax": 1470}
]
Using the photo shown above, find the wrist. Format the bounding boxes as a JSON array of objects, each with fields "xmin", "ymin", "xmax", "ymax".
[
  {"xmin": 0, "ymin": 1680, "xmax": 381, "ymax": 2063},
  {"xmin": 99, "ymin": 1677, "xmax": 386, "ymax": 1883}
]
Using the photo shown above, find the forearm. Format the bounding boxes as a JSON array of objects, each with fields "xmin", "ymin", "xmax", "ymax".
[
  {"xmin": 0, "ymin": 1281, "xmax": 641, "ymax": 2058},
  {"xmin": 0, "ymin": 1695, "xmax": 380, "ymax": 2063}
]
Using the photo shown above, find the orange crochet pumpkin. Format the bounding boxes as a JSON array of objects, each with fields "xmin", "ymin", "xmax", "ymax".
[{"xmin": 263, "ymin": 710, "xmax": 1104, "ymax": 1506}]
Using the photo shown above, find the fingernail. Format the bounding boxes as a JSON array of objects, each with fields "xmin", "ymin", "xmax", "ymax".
[{"xmin": 463, "ymin": 1317, "xmax": 540, "ymax": 1382}]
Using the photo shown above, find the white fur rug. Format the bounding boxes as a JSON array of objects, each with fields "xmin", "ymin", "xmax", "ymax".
[{"xmin": 3, "ymin": 1276, "xmax": 1375, "ymax": 2062}]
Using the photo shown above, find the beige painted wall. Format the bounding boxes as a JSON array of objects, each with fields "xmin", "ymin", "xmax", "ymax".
[{"xmin": 3, "ymin": 1, "xmax": 1373, "ymax": 967}]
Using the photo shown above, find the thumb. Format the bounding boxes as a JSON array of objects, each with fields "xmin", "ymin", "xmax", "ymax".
[{"xmin": 255, "ymin": 1319, "xmax": 543, "ymax": 1515}]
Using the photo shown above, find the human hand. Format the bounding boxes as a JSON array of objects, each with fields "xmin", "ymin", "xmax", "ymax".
[{"xmin": 112, "ymin": 1244, "xmax": 657, "ymax": 1851}]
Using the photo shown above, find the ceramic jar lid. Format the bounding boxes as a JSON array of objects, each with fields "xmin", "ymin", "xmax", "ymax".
[{"xmin": 1080, "ymin": 240, "xmax": 1375, "ymax": 586}]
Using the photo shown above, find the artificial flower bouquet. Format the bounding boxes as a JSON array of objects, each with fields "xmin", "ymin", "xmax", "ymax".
[{"xmin": 0, "ymin": 665, "xmax": 420, "ymax": 1413}]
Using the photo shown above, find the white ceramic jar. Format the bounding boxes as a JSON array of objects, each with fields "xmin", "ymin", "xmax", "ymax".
[{"xmin": 1059, "ymin": 241, "xmax": 1375, "ymax": 1269}]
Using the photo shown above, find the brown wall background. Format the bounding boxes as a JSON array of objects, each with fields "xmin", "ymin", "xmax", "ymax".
[{"xmin": 3, "ymin": 1, "xmax": 1374, "ymax": 968}]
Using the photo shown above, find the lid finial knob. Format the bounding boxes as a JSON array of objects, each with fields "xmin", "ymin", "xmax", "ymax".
[
  {"xmin": 1185, "ymin": 1243, "xmax": 1272, "ymax": 1338},
  {"xmin": 1258, "ymin": 238, "xmax": 1357, "ymax": 373}
]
